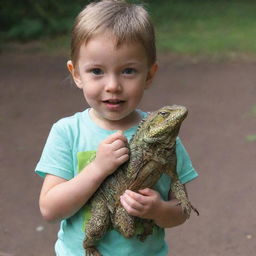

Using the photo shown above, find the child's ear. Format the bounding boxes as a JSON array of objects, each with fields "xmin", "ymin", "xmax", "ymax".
[
  {"xmin": 67, "ymin": 60, "xmax": 83, "ymax": 89},
  {"xmin": 145, "ymin": 63, "xmax": 158, "ymax": 89}
]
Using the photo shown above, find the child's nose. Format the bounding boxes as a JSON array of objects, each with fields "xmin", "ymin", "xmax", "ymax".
[{"xmin": 105, "ymin": 75, "xmax": 122, "ymax": 93}]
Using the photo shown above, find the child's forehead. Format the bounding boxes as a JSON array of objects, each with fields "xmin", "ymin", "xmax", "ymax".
[
  {"xmin": 79, "ymin": 31, "xmax": 146, "ymax": 55},
  {"xmin": 84, "ymin": 30, "xmax": 142, "ymax": 48},
  {"xmin": 77, "ymin": 33, "xmax": 149, "ymax": 66},
  {"xmin": 73, "ymin": 30, "xmax": 153, "ymax": 67}
]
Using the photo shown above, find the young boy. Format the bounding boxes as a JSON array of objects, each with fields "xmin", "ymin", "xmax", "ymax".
[{"xmin": 35, "ymin": 0, "xmax": 198, "ymax": 255}]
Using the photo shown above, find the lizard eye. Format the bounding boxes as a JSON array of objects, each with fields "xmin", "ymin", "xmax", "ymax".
[{"xmin": 159, "ymin": 111, "xmax": 169, "ymax": 117}]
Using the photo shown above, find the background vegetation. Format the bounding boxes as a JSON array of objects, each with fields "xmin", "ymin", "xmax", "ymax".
[
  {"xmin": 1, "ymin": 0, "xmax": 256, "ymax": 58},
  {"xmin": 0, "ymin": 0, "xmax": 86, "ymax": 40}
]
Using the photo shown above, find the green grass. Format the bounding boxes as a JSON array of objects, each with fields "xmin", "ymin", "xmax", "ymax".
[
  {"xmin": 1, "ymin": 35, "xmax": 70, "ymax": 57},
  {"xmin": 4, "ymin": 0, "xmax": 256, "ymax": 59},
  {"xmin": 149, "ymin": 0, "xmax": 256, "ymax": 58},
  {"xmin": 243, "ymin": 105, "xmax": 256, "ymax": 142},
  {"xmin": 246, "ymin": 134, "xmax": 256, "ymax": 142},
  {"xmin": 40, "ymin": 36, "xmax": 70, "ymax": 56},
  {"xmin": 243, "ymin": 105, "xmax": 256, "ymax": 119}
]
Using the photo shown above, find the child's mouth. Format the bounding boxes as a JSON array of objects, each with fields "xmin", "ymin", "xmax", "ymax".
[
  {"xmin": 102, "ymin": 99, "xmax": 125, "ymax": 109},
  {"xmin": 103, "ymin": 100, "xmax": 125, "ymax": 104}
]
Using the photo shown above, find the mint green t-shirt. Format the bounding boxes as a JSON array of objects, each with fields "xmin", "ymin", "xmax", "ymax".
[{"xmin": 35, "ymin": 109, "xmax": 198, "ymax": 256}]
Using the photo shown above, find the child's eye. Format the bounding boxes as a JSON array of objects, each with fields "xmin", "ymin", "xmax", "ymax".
[
  {"xmin": 122, "ymin": 68, "xmax": 137, "ymax": 75},
  {"xmin": 90, "ymin": 68, "xmax": 103, "ymax": 75}
]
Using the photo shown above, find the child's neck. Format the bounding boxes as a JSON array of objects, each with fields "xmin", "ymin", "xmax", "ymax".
[{"xmin": 89, "ymin": 109, "xmax": 141, "ymax": 131}]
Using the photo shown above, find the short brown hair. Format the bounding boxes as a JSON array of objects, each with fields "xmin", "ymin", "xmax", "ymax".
[{"xmin": 70, "ymin": 0, "xmax": 156, "ymax": 67}]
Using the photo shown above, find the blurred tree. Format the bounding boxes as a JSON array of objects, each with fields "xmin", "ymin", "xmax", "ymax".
[{"xmin": 0, "ymin": 0, "xmax": 89, "ymax": 41}]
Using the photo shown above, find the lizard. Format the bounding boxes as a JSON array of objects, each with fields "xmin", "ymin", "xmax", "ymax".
[{"xmin": 83, "ymin": 105, "xmax": 199, "ymax": 256}]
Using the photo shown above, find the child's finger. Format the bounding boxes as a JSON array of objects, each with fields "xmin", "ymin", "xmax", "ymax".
[
  {"xmin": 124, "ymin": 190, "xmax": 146, "ymax": 205},
  {"xmin": 115, "ymin": 147, "xmax": 129, "ymax": 158},
  {"xmin": 120, "ymin": 195, "xmax": 143, "ymax": 217},
  {"xmin": 138, "ymin": 188, "xmax": 155, "ymax": 196},
  {"xmin": 121, "ymin": 193, "xmax": 144, "ymax": 211},
  {"xmin": 104, "ymin": 130, "xmax": 127, "ymax": 144},
  {"xmin": 111, "ymin": 138, "xmax": 127, "ymax": 150},
  {"xmin": 116, "ymin": 153, "xmax": 129, "ymax": 164}
]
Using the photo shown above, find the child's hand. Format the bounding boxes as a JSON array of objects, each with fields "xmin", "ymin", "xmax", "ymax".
[
  {"xmin": 93, "ymin": 131, "xmax": 129, "ymax": 177},
  {"xmin": 120, "ymin": 188, "xmax": 162, "ymax": 220}
]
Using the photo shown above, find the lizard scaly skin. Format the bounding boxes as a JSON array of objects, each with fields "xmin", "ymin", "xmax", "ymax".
[{"xmin": 83, "ymin": 105, "xmax": 199, "ymax": 256}]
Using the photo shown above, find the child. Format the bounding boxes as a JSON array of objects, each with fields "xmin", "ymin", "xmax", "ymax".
[{"xmin": 35, "ymin": 0, "xmax": 198, "ymax": 255}]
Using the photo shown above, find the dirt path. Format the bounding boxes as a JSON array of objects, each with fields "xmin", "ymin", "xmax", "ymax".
[{"xmin": 0, "ymin": 52, "xmax": 255, "ymax": 256}]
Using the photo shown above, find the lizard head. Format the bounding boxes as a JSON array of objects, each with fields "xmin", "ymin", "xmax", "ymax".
[{"xmin": 141, "ymin": 105, "xmax": 188, "ymax": 144}]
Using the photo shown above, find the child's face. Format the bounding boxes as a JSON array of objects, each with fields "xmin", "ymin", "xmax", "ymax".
[{"xmin": 68, "ymin": 32, "xmax": 157, "ymax": 127}]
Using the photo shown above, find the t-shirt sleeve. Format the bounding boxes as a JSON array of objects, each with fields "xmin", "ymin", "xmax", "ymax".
[
  {"xmin": 35, "ymin": 121, "xmax": 74, "ymax": 180},
  {"xmin": 176, "ymin": 137, "xmax": 198, "ymax": 184}
]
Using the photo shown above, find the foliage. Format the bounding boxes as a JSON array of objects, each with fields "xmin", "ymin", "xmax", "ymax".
[
  {"xmin": 0, "ymin": 0, "xmax": 88, "ymax": 41},
  {"xmin": 1, "ymin": 0, "xmax": 256, "ymax": 57},
  {"xmin": 149, "ymin": 0, "xmax": 256, "ymax": 57}
]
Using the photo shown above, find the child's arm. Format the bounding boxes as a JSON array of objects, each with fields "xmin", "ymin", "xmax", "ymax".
[
  {"xmin": 39, "ymin": 131, "xmax": 129, "ymax": 222},
  {"xmin": 120, "ymin": 187, "xmax": 188, "ymax": 228}
]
